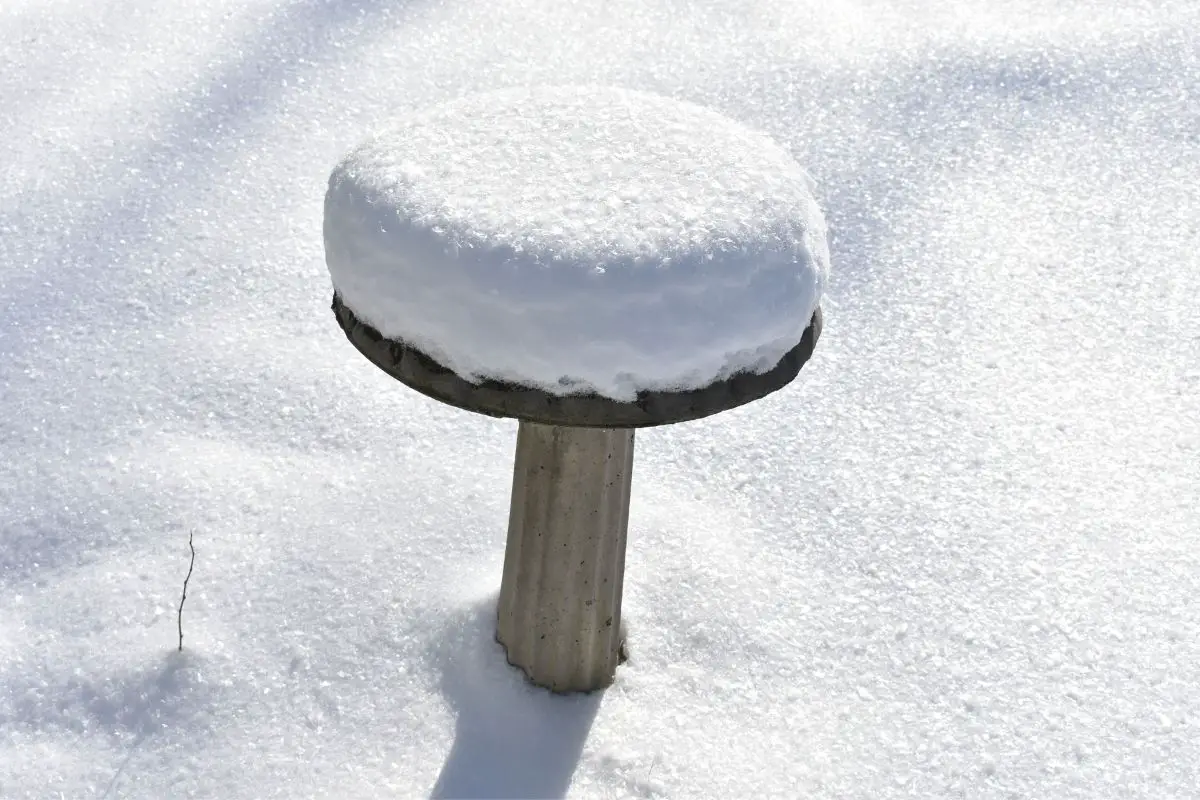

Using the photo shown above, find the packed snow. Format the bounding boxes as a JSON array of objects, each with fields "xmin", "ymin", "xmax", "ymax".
[
  {"xmin": 325, "ymin": 86, "xmax": 828, "ymax": 400},
  {"xmin": 2, "ymin": 0, "xmax": 1198, "ymax": 798}
]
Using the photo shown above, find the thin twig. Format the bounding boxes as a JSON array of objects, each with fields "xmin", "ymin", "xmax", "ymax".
[{"xmin": 178, "ymin": 532, "xmax": 195, "ymax": 651}]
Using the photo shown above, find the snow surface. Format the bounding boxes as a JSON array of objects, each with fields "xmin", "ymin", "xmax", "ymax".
[
  {"xmin": 2, "ymin": 0, "xmax": 1199, "ymax": 798},
  {"xmin": 325, "ymin": 86, "xmax": 828, "ymax": 400}
]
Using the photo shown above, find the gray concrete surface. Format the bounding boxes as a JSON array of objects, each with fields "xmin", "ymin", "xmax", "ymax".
[{"xmin": 496, "ymin": 421, "xmax": 635, "ymax": 693}]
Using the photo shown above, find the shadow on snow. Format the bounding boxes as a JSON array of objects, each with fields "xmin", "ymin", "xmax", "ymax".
[{"xmin": 429, "ymin": 596, "xmax": 602, "ymax": 800}]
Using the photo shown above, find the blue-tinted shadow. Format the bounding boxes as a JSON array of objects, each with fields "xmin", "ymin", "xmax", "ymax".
[{"xmin": 430, "ymin": 597, "xmax": 602, "ymax": 799}]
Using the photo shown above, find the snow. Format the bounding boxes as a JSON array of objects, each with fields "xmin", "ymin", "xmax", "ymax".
[
  {"xmin": 2, "ymin": 0, "xmax": 1199, "ymax": 798},
  {"xmin": 324, "ymin": 86, "xmax": 828, "ymax": 400}
]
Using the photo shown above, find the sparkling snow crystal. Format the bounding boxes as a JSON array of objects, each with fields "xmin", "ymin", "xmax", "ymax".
[
  {"xmin": 324, "ymin": 85, "xmax": 829, "ymax": 400},
  {"xmin": 10, "ymin": 1, "xmax": 1199, "ymax": 796}
]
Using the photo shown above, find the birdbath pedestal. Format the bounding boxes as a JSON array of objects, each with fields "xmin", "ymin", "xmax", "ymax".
[{"xmin": 324, "ymin": 87, "xmax": 829, "ymax": 693}]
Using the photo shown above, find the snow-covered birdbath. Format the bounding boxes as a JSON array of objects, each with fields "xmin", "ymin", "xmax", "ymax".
[{"xmin": 324, "ymin": 86, "xmax": 829, "ymax": 693}]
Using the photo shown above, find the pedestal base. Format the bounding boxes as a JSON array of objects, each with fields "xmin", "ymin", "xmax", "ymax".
[{"xmin": 496, "ymin": 421, "xmax": 634, "ymax": 693}]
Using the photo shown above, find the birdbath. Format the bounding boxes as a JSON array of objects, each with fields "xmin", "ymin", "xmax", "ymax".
[{"xmin": 324, "ymin": 86, "xmax": 829, "ymax": 693}]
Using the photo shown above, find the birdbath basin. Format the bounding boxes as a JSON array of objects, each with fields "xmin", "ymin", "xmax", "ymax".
[{"xmin": 324, "ymin": 86, "xmax": 829, "ymax": 693}]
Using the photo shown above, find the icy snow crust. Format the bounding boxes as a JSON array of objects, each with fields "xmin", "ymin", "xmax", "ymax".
[
  {"xmin": 5, "ymin": 0, "xmax": 1200, "ymax": 798},
  {"xmin": 324, "ymin": 86, "xmax": 828, "ymax": 400}
]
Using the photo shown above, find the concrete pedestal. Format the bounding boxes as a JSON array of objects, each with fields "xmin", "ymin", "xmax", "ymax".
[
  {"xmin": 496, "ymin": 421, "xmax": 634, "ymax": 693},
  {"xmin": 331, "ymin": 294, "xmax": 822, "ymax": 693}
]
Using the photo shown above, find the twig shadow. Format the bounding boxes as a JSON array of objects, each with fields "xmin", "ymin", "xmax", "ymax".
[
  {"xmin": 429, "ymin": 596, "xmax": 602, "ymax": 800},
  {"xmin": 1, "ymin": 645, "xmax": 218, "ymax": 797},
  {"xmin": 97, "ymin": 649, "xmax": 214, "ymax": 798}
]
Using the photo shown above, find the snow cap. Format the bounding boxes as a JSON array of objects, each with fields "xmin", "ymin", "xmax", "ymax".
[{"xmin": 325, "ymin": 85, "xmax": 829, "ymax": 400}]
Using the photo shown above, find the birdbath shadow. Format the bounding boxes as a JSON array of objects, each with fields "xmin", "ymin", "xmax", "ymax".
[
  {"xmin": 324, "ymin": 85, "xmax": 828, "ymax": 693},
  {"xmin": 430, "ymin": 597, "xmax": 602, "ymax": 800}
]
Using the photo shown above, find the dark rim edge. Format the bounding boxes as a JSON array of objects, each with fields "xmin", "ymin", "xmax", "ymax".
[{"xmin": 331, "ymin": 292, "xmax": 822, "ymax": 428}]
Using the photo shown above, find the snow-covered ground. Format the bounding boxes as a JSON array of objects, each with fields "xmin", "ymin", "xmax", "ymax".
[{"xmin": 2, "ymin": 0, "xmax": 1197, "ymax": 797}]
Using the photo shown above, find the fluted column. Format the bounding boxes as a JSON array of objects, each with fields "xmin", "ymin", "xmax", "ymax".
[{"xmin": 496, "ymin": 421, "xmax": 634, "ymax": 693}]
